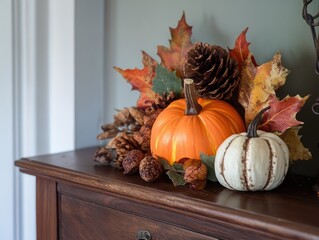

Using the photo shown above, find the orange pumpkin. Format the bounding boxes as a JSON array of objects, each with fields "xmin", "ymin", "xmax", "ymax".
[{"xmin": 150, "ymin": 79, "xmax": 245, "ymax": 165}]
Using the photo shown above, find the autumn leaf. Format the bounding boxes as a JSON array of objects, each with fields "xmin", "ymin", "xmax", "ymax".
[
  {"xmin": 228, "ymin": 27, "xmax": 257, "ymax": 71},
  {"xmin": 157, "ymin": 12, "xmax": 193, "ymax": 78},
  {"xmin": 279, "ymin": 126, "xmax": 312, "ymax": 161},
  {"xmin": 166, "ymin": 170, "xmax": 187, "ymax": 187},
  {"xmin": 114, "ymin": 51, "xmax": 159, "ymax": 109},
  {"xmin": 200, "ymin": 153, "xmax": 217, "ymax": 182},
  {"xmin": 238, "ymin": 52, "xmax": 290, "ymax": 126},
  {"xmin": 259, "ymin": 95, "xmax": 309, "ymax": 133},
  {"xmin": 152, "ymin": 64, "xmax": 183, "ymax": 97},
  {"xmin": 238, "ymin": 54, "xmax": 258, "ymax": 109},
  {"xmin": 159, "ymin": 158, "xmax": 186, "ymax": 186}
]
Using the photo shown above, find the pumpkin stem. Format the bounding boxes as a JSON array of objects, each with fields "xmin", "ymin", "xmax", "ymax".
[
  {"xmin": 247, "ymin": 106, "xmax": 270, "ymax": 138},
  {"xmin": 184, "ymin": 78, "xmax": 202, "ymax": 115}
]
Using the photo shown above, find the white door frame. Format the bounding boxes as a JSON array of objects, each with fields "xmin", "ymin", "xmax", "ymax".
[{"xmin": 2, "ymin": 0, "xmax": 104, "ymax": 239}]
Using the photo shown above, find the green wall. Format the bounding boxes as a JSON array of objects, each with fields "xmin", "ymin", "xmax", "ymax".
[{"xmin": 105, "ymin": 0, "xmax": 319, "ymax": 176}]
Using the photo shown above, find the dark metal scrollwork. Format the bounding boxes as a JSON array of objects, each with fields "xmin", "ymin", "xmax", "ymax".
[
  {"xmin": 302, "ymin": 0, "xmax": 319, "ymax": 114},
  {"xmin": 302, "ymin": 0, "xmax": 319, "ymax": 74}
]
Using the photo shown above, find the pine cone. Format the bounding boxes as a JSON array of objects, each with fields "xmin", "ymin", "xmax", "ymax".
[
  {"xmin": 97, "ymin": 107, "xmax": 145, "ymax": 141},
  {"xmin": 105, "ymin": 132, "xmax": 140, "ymax": 169},
  {"xmin": 183, "ymin": 42, "xmax": 239, "ymax": 100},
  {"xmin": 144, "ymin": 92, "xmax": 179, "ymax": 116},
  {"xmin": 133, "ymin": 108, "xmax": 163, "ymax": 152}
]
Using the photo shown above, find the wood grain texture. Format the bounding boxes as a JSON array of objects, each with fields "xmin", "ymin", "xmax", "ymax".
[
  {"xmin": 15, "ymin": 147, "xmax": 319, "ymax": 240},
  {"xmin": 59, "ymin": 194, "xmax": 216, "ymax": 240},
  {"xmin": 36, "ymin": 177, "xmax": 57, "ymax": 240}
]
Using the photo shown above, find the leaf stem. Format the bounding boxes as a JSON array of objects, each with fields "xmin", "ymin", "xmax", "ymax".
[{"xmin": 184, "ymin": 78, "xmax": 202, "ymax": 115}]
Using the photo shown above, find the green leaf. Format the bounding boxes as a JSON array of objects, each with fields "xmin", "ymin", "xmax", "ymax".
[
  {"xmin": 152, "ymin": 64, "xmax": 183, "ymax": 96},
  {"xmin": 200, "ymin": 152, "xmax": 217, "ymax": 182},
  {"xmin": 158, "ymin": 157, "xmax": 186, "ymax": 186},
  {"xmin": 166, "ymin": 170, "xmax": 186, "ymax": 187},
  {"xmin": 172, "ymin": 163, "xmax": 184, "ymax": 172},
  {"xmin": 158, "ymin": 157, "xmax": 172, "ymax": 170}
]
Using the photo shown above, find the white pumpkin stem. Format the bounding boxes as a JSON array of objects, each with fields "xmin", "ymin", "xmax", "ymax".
[
  {"xmin": 247, "ymin": 106, "xmax": 270, "ymax": 138},
  {"xmin": 184, "ymin": 78, "xmax": 202, "ymax": 115}
]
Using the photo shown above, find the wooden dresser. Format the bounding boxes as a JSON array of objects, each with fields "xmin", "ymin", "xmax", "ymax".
[{"xmin": 15, "ymin": 147, "xmax": 319, "ymax": 240}]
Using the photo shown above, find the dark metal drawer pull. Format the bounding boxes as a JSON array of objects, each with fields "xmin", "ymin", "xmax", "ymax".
[{"xmin": 137, "ymin": 230, "xmax": 152, "ymax": 240}]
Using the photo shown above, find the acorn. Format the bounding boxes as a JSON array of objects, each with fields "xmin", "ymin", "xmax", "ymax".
[
  {"xmin": 139, "ymin": 156, "xmax": 163, "ymax": 182},
  {"xmin": 122, "ymin": 149, "xmax": 145, "ymax": 174},
  {"xmin": 183, "ymin": 159, "xmax": 208, "ymax": 190}
]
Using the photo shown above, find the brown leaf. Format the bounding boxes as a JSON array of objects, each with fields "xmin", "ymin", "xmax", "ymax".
[
  {"xmin": 114, "ymin": 51, "xmax": 160, "ymax": 109},
  {"xmin": 157, "ymin": 12, "xmax": 193, "ymax": 78},
  {"xmin": 279, "ymin": 127, "xmax": 312, "ymax": 161},
  {"xmin": 260, "ymin": 95, "xmax": 309, "ymax": 133}
]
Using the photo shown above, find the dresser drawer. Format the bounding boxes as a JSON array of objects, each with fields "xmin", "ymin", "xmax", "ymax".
[{"xmin": 59, "ymin": 194, "xmax": 217, "ymax": 240}]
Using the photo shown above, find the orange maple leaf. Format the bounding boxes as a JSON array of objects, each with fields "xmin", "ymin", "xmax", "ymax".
[
  {"xmin": 157, "ymin": 12, "xmax": 193, "ymax": 78},
  {"xmin": 114, "ymin": 51, "xmax": 159, "ymax": 109},
  {"xmin": 259, "ymin": 95, "xmax": 309, "ymax": 133},
  {"xmin": 229, "ymin": 28, "xmax": 257, "ymax": 72}
]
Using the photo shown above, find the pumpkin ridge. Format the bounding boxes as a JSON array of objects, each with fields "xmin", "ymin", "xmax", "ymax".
[
  {"xmin": 197, "ymin": 114, "xmax": 225, "ymax": 154},
  {"xmin": 219, "ymin": 135, "xmax": 241, "ymax": 190},
  {"xmin": 172, "ymin": 116, "xmax": 212, "ymax": 163},
  {"xmin": 242, "ymin": 138, "xmax": 251, "ymax": 191},
  {"xmin": 262, "ymin": 139, "xmax": 275, "ymax": 190},
  {"xmin": 203, "ymin": 101, "xmax": 246, "ymax": 133},
  {"xmin": 168, "ymin": 116, "xmax": 190, "ymax": 164},
  {"xmin": 152, "ymin": 114, "xmax": 183, "ymax": 164},
  {"xmin": 200, "ymin": 110, "xmax": 242, "ymax": 138},
  {"xmin": 196, "ymin": 115, "xmax": 216, "ymax": 155}
]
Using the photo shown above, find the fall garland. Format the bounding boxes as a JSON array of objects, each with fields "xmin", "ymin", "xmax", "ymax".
[{"xmin": 94, "ymin": 13, "xmax": 311, "ymax": 190}]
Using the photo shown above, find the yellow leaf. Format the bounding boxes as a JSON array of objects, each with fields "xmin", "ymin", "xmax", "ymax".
[
  {"xmin": 279, "ymin": 126, "xmax": 312, "ymax": 162},
  {"xmin": 239, "ymin": 52, "xmax": 289, "ymax": 126}
]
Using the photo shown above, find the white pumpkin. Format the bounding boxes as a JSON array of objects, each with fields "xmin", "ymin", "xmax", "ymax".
[{"xmin": 214, "ymin": 107, "xmax": 289, "ymax": 191}]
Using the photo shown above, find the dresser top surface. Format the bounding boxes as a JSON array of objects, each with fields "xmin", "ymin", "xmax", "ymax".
[{"xmin": 15, "ymin": 147, "xmax": 319, "ymax": 237}]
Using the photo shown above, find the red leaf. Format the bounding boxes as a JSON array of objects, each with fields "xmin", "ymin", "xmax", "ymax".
[
  {"xmin": 229, "ymin": 28, "xmax": 257, "ymax": 71},
  {"xmin": 114, "ymin": 51, "xmax": 160, "ymax": 109},
  {"xmin": 157, "ymin": 12, "xmax": 193, "ymax": 78},
  {"xmin": 259, "ymin": 95, "xmax": 309, "ymax": 133}
]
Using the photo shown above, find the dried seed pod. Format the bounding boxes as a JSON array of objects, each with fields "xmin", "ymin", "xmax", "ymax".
[
  {"xmin": 94, "ymin": 147, "xmax": 118, "ymax": 166},
  {"xmin": 139, "ymin": 156, "xmax": 163, "ymax": 182},
  {"xmin": 122, "ymin": 149, "xmax": 145, "ymax": 175}
]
